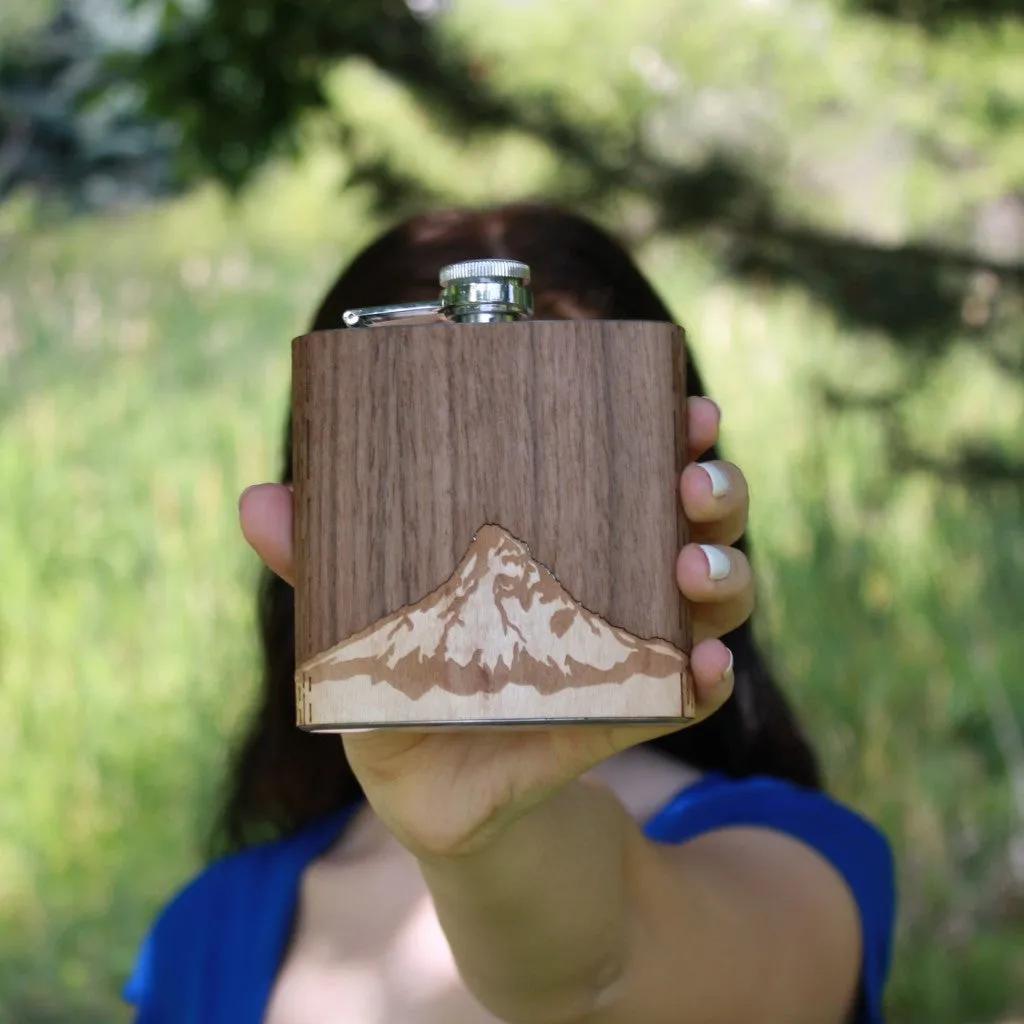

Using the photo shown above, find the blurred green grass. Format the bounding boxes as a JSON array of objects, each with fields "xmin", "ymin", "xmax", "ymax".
[{"xmin": 2, "ymin": 1, "xmax": 1024, "ymax": 1020}]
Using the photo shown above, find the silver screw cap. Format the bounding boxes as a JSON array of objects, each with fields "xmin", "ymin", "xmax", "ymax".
[{"xmin": 439, "ymin": 259, "xmax": 531, "ymax": 286}]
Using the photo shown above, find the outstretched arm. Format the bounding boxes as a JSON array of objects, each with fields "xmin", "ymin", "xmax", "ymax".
[
  {"xmin": 418, "ymin": 776, "xmax": 863, "ymax": 1024},
  {"xmin": 240, "ymin": 397, "xmax": 875, "ymax": 1023}
]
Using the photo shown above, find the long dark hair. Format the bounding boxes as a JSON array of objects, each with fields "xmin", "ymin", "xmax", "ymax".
[{"xmin": 211, "ymin": 203, "xmax": 821, "ymax": 856}]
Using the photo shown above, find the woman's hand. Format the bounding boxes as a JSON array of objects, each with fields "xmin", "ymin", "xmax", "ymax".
[{"xmin": 239, "ymin": 396, "xmax": 754, "ymax": 861}]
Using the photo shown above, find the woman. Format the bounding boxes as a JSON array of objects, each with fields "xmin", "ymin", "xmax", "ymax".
[{"xmin": 125, "ymin": 204, "xmax": 895, "ymax": 1023}]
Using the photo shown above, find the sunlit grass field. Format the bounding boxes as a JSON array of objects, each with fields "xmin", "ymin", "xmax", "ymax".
[
  {"xmin": 2, "ymin": 0, "xmax": 1024, "ymax": 1018},
  {"xmin": 1, "ymin": 168, "xmax": 1021, "ymax": 1022}
]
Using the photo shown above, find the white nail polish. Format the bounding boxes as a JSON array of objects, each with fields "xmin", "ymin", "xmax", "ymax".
[
  {"xmin": 721, "ymin": 648, "xmax": 734, "ymax": 682},
  {"xmin": 698, "ymin": 461, "xmax": 730, "ymax": 498},
  {"xmin": 700, "ymin": 544, "xmax": 731, "ymax": 581}
]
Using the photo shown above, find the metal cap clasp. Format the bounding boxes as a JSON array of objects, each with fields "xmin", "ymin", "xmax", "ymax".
[{"xmin": 341, "ymin": 259, "xmax": 533, "ymax": 328}]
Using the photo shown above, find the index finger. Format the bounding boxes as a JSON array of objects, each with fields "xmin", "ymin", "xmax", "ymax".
[{"xmin": 687, "ymin": 396, "xmax": 721, "ymax": 462}]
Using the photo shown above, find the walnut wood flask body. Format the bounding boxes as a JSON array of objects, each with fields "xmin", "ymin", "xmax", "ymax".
[{"xmin": 291, "ymin": 319, "xmax": 694, "ymax": 730}]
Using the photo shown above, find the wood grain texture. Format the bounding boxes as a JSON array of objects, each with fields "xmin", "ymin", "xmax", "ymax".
[{"xmin": 291, "ymin": 319, "xmax": 693, "ymax": 728}]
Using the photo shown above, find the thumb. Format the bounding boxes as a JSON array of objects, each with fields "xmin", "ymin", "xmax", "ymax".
[{"xmin": 239, "ymin": 483, "xmax": 295, "ymax": 586}]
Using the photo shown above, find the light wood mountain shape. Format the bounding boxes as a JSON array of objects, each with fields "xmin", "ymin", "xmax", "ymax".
[{"xmin": 296, "ymin": 525, "xmax": 690, "ymax": 729}]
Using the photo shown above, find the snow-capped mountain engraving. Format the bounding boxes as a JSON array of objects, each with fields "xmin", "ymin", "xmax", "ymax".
[{"xmin": 297, "ymin": 524, "xmax": 685, "ymax": 704}]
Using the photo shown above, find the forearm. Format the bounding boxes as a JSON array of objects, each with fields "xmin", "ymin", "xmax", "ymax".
[
  {"xmin": 417, "ymin": 778, "xmax": 644, "ymax": 1024},
  {"xmin": 416, "ymin": 782, "xmax": 864, "ymax": 1024}
]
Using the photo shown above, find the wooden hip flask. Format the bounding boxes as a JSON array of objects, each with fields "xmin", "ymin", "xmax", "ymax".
[{"xmin": 292, "ymin": 259, "xmax": 694, "ymax": 730}]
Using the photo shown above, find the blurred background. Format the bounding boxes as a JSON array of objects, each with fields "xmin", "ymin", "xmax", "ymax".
[{"xmin": 1, "ymin": 0, "xmax": 1022, "ymax": 1020}]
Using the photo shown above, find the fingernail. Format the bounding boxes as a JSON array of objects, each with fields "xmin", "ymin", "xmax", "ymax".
[
  {"xmin": 697, "ymin": 461, "xmax": 730, "ymax": 498},
  {"xmin": 699, "ymin": 544, "xmax": 731, "ymax": 581},
  {"xmin": 720, "ymin": 648, "xmax": 735, "ymax": 683}
]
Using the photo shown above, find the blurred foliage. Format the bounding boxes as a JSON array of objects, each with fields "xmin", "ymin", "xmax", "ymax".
[
  {"xmin": 0, "ymin": 2, "xmax": 179, "ymax": 213},
  {"xmin": 4, "ymin": 0, "xmax": 1023, "ymax": 480},
  {"xmin": 849, "ymin": 0, "xmax": 1024, "ymax": 29}
]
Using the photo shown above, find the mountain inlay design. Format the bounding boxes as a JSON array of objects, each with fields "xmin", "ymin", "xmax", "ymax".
[{"xmin": 297, "ymin": 525, "xmax": 686, "ymax": 703}]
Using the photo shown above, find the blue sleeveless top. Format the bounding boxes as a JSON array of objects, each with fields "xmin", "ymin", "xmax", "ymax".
[{"xmin": 125, "ymin": 774, "xmax": 896, "ymax": 1022}]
